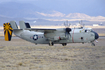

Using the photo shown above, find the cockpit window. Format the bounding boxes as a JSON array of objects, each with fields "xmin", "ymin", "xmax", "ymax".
[
  {"xmin": 91, "ymin": 30, "xmax": 94, "ymax": 32},
  {"xmin": 87, "ymin": 29, "xmax": 92, "ymax": 32}
]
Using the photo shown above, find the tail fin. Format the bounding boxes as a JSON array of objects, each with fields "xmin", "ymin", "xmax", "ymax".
[
  {"xmin": 3, "ymin": 21, "xmax": 18, "ymax": 41},
  {"xmin": 10, "ymin": 21, "xmax": 18, "ymax": 29},
  {"xmin": 19, "ymin": 21, "xmax": 31, "ymax": 29}
]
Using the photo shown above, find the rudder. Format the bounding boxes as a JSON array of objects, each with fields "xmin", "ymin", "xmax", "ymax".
[
  {"xmin": 19, "ymin": 21, "xmax": 31, "ymax": 29},
  {"xmin": 3, "ymin": 21, "xmax": 18, "ymax": 41},
  {"xmin": 10, "ymin": 21, "xmax": 18, "ymax": 29},
  {"xmin": 3, "ymin": 23, "xmax": 13, "ymax": 41}
]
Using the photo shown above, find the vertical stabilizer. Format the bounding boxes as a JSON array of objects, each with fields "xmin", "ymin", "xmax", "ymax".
[
  {"xmin": 3, "ymin": 23, "xmax": 13, "ymax": 41},
  {"xmin": 3, "ymin": 21, "xmax": 18, "ymax": 41},
  {"xmin": 19, "ymin": 21, "xmax": 31, "ymax": 29},
  {"xmin": 25, "ymin": 23, "xmax": 31, "ymax": 28},
  {"xmin": 10, "ymin": 21, "xmax": 18, "ymax": 29},
  {"xmin": 19, "ymin": 21, "xmax": 26, "ymax": 29}
]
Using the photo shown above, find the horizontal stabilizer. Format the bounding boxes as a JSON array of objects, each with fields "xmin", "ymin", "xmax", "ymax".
[{"xmin": 19, "ymin": 21, "xmax": 31, "ymax": 29}]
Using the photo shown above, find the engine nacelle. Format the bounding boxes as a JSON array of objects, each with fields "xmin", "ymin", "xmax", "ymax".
[
  {"xmin": 60, "ymin": 36, "xmax": 67, "ymax": 40},
  {"xmin": 56, "ymin": 28, "xmax": 72, "ymax": 33},
  {"xmin": 54, "ymin": 36, "xmax": 61, "ymax": 40}
]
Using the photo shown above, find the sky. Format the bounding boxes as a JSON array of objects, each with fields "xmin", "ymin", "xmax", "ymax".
[{"xmin": 0, "ymin": 0, "xmax": 105, "ymax": 17}]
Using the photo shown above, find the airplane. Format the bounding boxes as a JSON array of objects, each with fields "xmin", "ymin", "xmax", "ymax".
[{"xmin": 3, "ymin": 21, "xmax": 99, "ymax": 46}]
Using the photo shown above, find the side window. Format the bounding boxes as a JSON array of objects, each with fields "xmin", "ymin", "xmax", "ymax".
[{"xmin": 81, "ymin": 37, "xmax": 83, "ymax": 40}]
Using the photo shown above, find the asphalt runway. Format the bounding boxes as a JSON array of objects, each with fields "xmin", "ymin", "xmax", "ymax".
[{"xmin": 0, "ymin": 37, "xmax": 105, "ymax": 70}]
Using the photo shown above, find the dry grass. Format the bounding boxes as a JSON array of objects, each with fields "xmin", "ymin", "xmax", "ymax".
[{"xmin": 0, "ymin": 38, "xmax": 105, "ymax": 70}]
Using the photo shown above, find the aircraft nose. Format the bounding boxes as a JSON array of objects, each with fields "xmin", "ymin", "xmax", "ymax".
[{"xmin": 93, "ymin": 31, "xmax": 99, "ymax": 39}]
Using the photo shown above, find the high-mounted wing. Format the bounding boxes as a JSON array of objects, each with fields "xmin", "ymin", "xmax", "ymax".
[
  {"xmin": 25, "ymin": 28, "xmax": 56, "ymax": 33},
  {"xmin": 25, "ymin": 28, "xmax": 68, "ymax": 41}
]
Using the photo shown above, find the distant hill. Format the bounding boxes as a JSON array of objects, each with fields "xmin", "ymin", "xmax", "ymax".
[{"xmin": 0, "ymin": 2, "xmax": 105, "ymax": 26}]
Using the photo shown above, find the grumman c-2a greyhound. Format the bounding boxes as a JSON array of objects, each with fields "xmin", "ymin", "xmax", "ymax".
[{"xmin": 3, "ymin": 21, "xmax": 99, "ymax": 46}]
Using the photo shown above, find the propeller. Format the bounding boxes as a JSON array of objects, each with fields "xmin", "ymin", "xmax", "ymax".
[
  {"xmin": 79, "ymin": 20, "xmax": 85, "ymax": 28},
  {"xmin": 64, "ymin": 20, "xmax": 72, "ymax": 38}
]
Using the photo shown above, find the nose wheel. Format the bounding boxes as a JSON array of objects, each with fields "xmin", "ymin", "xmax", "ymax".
[{"xmin": 91, "ymin": 42, "xmax": 95, "ymax": 46}]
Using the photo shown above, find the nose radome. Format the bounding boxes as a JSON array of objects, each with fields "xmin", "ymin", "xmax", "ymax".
[
  {"xmin": 92, "ymin": 31, "xmax": 99, "ymax": 40},
  {"xmin": 94, "ymin": 31, "xmax": 99, "ymax": 39},
  {"xmin": 95, "ymin": 32, "xmax": 99, "ymax": 39}
]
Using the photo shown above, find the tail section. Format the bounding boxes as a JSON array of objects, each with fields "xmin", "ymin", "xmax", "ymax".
[
  {"xmin": 3, "ymin": 21, "xmax": 31, "ymax": 41},
  {"xmin": 19, "ymin": 21, "xmax": 31, "ymax": 29},
  {"xmin": 3, "ymin": 21, "xmax": 18, "ymax": 41},
  {"xmin": 10, "ymin": 21, "xmax": 18, "ymax": 29},
  {"xmin": 3, "ymin": 23, "xmax": 13, "ymax": 41}
]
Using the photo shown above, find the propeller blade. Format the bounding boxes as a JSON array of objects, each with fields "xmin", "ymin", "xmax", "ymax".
[{"xmin": 64, "ymin": 20, "xmax": 71, "ymax": 28}]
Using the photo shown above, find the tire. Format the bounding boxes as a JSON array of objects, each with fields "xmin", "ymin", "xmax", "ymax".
[
  {"xmin": 62, "ymin": 43, "xmax": 67, "ymax": 46},
  {"xmin": 49, "ymin": 42, "xmax": 54, "ymax": 46}
]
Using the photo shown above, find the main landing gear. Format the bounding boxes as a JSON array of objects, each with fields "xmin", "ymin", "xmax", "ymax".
[
  {"xmin": 49, "ymin": 41, "xmax": 54, "ymax": 46},
  {"xmin": 62, "ymin": 43, "xmax": 67, "ymax": 46},
  {"xmin": 48, "ymin": 41, "xmax": 67, "ymax": 46}
]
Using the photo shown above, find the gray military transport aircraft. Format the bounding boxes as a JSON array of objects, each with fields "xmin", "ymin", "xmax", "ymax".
[{"xmin": 3, "ymin": 21, "xmax": 99, "ymax": 46}]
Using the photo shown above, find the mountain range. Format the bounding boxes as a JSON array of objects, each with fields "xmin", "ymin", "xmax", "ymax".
[{"xmin": 0, "ymin": 2, "xmax": 105, "ymax": 26}]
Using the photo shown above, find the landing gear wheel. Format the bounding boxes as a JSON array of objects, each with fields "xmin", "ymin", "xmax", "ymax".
[
  {"xmin": 62, "ymin": 43, "xmax": 67, "ymax": 46},
  {"xmin": 49, "ymin": 41, "xmax": 54, "ymax": 46},
  {"xmin": 91, "ymin": 43, "xmax": 95, "ymax": 46}
]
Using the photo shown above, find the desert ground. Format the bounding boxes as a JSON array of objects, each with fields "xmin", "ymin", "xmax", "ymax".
[
  {"xmin": 0, "ymin": 36, "xmax": 105, "ymax": 70},
  {"xmin": 0, "ymin": 26, "xmax": 105, "ymax": 70}
]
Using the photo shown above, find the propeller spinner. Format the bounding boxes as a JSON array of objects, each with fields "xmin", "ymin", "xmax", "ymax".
[
  {"xmin": 64, "ymin": 20, "xmax": 72, "ymax": 33},
  {"xmin": 65, "ymin": 28, "xmax": 71, "ymax": 33},
  {"xmin": 64, "ymin": 20, "xmax": 72, "ymax": 39}
]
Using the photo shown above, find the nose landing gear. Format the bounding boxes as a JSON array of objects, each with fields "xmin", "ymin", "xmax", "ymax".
[{"xmin": 91, "ymin": 42, "xmax": 95, "ymax": 46}]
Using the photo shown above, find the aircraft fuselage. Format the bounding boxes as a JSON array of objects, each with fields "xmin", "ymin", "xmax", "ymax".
[{"xmin": 14, "ymin": 28, "xmax": 98, "ymax": 45}]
